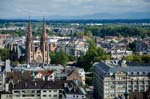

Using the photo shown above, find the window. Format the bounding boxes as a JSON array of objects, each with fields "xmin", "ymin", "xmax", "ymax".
[
  {"xmin": 14, "ymin": 91, "xmax": 20, "ymax": 93},
  {"xmin": 22, "ymin": 91, "xmax": 25, "ymax": 93},
  {"xmin": 43, "ymin": 90, "xmax": 46, "ymax": 92},
  {"xmin": 53, "ymin": 90, "xmax": 57, "ymax": 92},
  {"xmin": 32, "ymin": 90, "xmax": 35, "ymax": 93},
  {"xmin": 49, "ymin": 95, "xmax": 51, "ymax": 97},
  {"xmin": 53, "ymin": 94, "xmax": 57, "ymax": 97},
  {"xmin": 16, "ymin": 95, "xmax": 20, "ymax": 97},
  {"xmin": 43, "ymin": 95, "xmax": 46, "ymax": 97},
  {"xmin": 22, "ymin": 95, "xmax": 26, "ymax": 97},
  {"xmin": 49, "ymin": 90, "xmax": 51, "ymax": 92}
]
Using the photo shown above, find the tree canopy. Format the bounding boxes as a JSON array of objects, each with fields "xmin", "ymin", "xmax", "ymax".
[
  {"xmin": 49, "ymin": 49, "xmax": 69, "ymax": 66},
  {"xmin": 123, "ymin": 54, "xmax": 150, "ymax": 63},
  {"xmin": 84, "ymin": 25, "xmax": 150, "ymax": 38},
  {"xmin": 77, "ymin": 39, "xmax": 110, "ymax": 71},
  {"xmin": 0, "ymin": 48, "xmax": 9, "ymax": 61}
]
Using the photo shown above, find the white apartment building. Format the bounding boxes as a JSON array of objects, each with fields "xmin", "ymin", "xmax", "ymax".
[{"xmin": 1, "ymin": 80, "xmax": 87, "ymax": 99}]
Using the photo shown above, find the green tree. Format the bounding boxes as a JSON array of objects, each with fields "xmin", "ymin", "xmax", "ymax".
[
  {"xmin": 12, "ymin": 60, "xmax": 19, "ymax": 65},
  {"xmin": 0, "ymin": 48, "xmax": 9, "ymax": 61},
  {"xmin": 77, "ymin": 39, "xmax": 110, "ymax": 71},
  {"xmin": 56, "ymin": 49, "xmax": 68, "ymax": 65},
  {"xmin": 85, "ymin": 31, "xmax": 93, "ymax": 37},
  {"xmin": 123, "ymin": 54, "xmax": 150, "ymax": 63},
  {"xmin": 68, "ymin": 54, "xmax": 76, "ymax": 61},
  {"xmin": 141, "ymin": 55, "xmax": 150, "ymax": 63},
  {"xmin": 49, "ymin": 50, "xmax": 68, "ymax": 66},
  {"xmin": 49, "ymin": 51, "xmax": 57, "ymax": 64},
  {"xmin": 74, "ymin": 32, "xmax": 85, "ymax": 38}
]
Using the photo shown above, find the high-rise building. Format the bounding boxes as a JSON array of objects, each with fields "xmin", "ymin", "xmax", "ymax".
[{"xmin": 26, "ymin": 18, "xmax": 50, "ymax": 64}]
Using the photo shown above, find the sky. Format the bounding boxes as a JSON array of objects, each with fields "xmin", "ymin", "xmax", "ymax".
[{"xmin": 0, "ymin": 0, "xmax": 150, "ymax": 19}]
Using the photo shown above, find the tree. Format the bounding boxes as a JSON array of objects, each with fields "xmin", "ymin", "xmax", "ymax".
[
  {"xmin": 56, "ymin": 49, "xmax": 68, "ymax": 66},
  {"xmin": 74, "ymin": 32, "xmax": 85, "ymax": 38},
  {"xmin": 49, "ymin": 50, "xmax": 68, "ymax": 66},
  {"xmin": 123, "ymin": 54, "xmax": 150, "ymax": 63},
  {"xmin": 85, "ymin": 31, "xmax": 93, "ymax": 37},
  {"xmin": 123, "ymin": 55, "xmax": 142, "ymax": 62},
  {"xmin": 0, "ymin": 48, "xmax": 9, "ymax": 61},
  {"xmin": 49, "ymin": 51, "xmax": 57, "ymax": 64},
  {"xmin": 77, "ymin": 39, "xmax": 110, "ymax": 71},
  {"xmin": 141, "ymin": 55, "xmax": 150, "ymax": 63},
  {"xmin": 68, "ymin": 54, "xmax": 76, "ymax": 61}
]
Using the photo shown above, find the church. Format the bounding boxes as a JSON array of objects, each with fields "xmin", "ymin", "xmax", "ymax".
[{"xmin": 25, "ymin": 18, "xmax": 50, "ymax": 64}]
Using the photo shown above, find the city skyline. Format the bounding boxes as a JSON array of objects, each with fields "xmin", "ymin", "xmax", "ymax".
[{"xmin": 0, "ymin": 0, "xmax": 150, "ymax": 19}]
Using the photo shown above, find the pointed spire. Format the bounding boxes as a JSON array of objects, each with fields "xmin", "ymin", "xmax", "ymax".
[
  {"xmin": 28, "ymin": 16, "xmax": 31, "ymax": 28},
  {"xmin": 29, "ymin": 16, "xmax": 31, "ymax": 24},
  {"xmin": 42, "ymin": 17, "xmax": 46, "ymax": 35},
  {"xmin": 26, "ymin": 17, "xmax": 33, "ymax": 64},
  {"xmin": 28, "ymin": 16, "xmax": 32, "ymax": 38}
]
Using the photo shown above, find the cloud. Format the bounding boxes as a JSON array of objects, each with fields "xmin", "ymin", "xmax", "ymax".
[
  {"xmin": 0, "ymin": 0, "xmax": 149, "ymax": 19},
  {"xmin": 143, "ymin": 0, "xmax": 150, "ymax": 2}
]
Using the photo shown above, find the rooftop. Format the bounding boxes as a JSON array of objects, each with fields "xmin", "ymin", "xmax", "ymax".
[
  {"xmin": 14, "ymin": 80, "xmax": 70, "ymax": 90},
  {"xmin": 94, "ymin": 61, "xmax": 150, "ymax": 77}
]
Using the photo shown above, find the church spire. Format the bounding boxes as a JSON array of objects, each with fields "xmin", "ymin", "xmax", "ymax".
[
  {"xmin": 27, "ymin": 16, "xmax": 32, "ymax": 39},
  {"xmin": 40, "ymin": 17, "xmax": 50, "ymax": 64},
  {"xmin": 26, "ymin": 17, "xmax": 34, "ymax": 63},
  {"xmin": 42, "ymin": 17, "xmax": 47, "ymax": 38},
  {"xmin": 41, "ymin": 17, "xmax": 47, "ymax": 48}
]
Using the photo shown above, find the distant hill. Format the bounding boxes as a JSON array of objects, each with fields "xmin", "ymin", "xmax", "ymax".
[
  {"xmin": 75, "ymin": 12, "xmax": 150, "ymax": 19},
  {"xmin": 0, "ymin": 19, "xmax": 150, "ymax": 24}
]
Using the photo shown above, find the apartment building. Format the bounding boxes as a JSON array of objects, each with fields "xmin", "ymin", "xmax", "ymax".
[{"xmin": 93, "ymin": 61, "xmax": 150, "ymax": 99}]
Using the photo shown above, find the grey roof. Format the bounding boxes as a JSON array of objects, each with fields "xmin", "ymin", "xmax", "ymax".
[
  {"xmin": 94, "ymin": 62, "xmax": 150, "ymax": 77},
  {"xmin": 14, "ymin": 80, "xmax": 70, "ymax": 90}
]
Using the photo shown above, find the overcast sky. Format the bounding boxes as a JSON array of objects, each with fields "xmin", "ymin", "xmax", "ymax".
[{"xmin": 0, "ymin": 0, "xmax": 150, "ymax": 19}]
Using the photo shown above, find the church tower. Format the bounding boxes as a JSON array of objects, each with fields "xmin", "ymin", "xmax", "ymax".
[
  {"xmin": 40, "ymin": 18, "xmax": 50, "ymax": 64},
  {"xmin": 25, "ymin": 18, "xmax": 50, "ymax": 64},
  {"xmin": 26, "ymin": 18, "xmax": 34, "ymax": 63}
]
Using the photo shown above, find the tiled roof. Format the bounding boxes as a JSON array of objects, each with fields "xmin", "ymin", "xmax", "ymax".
[{"xmin": 39, "ymin": 70, "xmax": 53, "ymax": 76}]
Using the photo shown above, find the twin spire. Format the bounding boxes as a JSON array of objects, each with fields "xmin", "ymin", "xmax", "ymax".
[
  {"xmin": 26, "ymin": 17, "xmax": 50, "ymax": 64},
  {"xmin": 28, "ymin": 17, "xmax": 47, "ymax": 38}
]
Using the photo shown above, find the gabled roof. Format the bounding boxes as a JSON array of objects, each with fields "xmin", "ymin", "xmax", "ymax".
[
  {"xmin": 39, "ymin": 70, "xmax": 53, "ymax": 76},
  {"xmin": 67, "ymin": 70, "xmax": 82, "ymax": 81}
]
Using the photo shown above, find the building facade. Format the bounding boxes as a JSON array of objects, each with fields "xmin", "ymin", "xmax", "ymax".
[
  {"xmin": 93, "ymin": 61, "xmax": 150, "ymax": 99},
  {"xmin": 26, "ymin": 18, "xmax": 50, "ymax": 64},
  {"xmin": 1, "ymin": 80, "xmax": 87, "ymax": 99}
]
